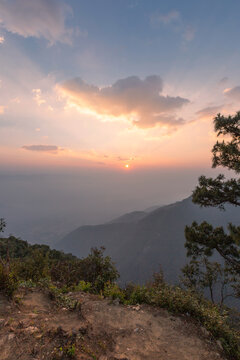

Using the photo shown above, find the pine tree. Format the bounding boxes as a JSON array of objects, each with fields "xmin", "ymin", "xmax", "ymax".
[{"xmin": 185, "ymin": 112, "xmax": 240, "ymax": 271}]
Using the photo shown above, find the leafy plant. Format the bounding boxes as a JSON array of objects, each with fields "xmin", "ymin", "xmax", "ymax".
[
  {"xmin": 0, "ymin": 263, "xmax": 18, "ymax": 298},
  {"xmin": 74, "ymin": 280, "xmax": 92, "ymax": 292},
  {"xmin": 103, "ymin": 281, "xmax": 125, "ymax": 302}
]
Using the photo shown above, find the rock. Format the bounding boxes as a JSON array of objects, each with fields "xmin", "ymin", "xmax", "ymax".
[
  {"xmin": 29, "ymin": 313, "xmax": 38, "ymax": 318},
  {"xmin": 112, "ymin": 298, "xmax": 120, "ymax": 305},
  {"xmin": 25, "ymin": 326, "xmax": 38, "ymax": 334},
  {"xmin": 200, "ymin": 326, "xmax": 210, "ymax": 337},
  {"xmin": 132, "ymin": 305, "xmax": 140, "ymax": 311},
  {"xmin": 8, "ymin": 333, "xmax": 15, "ymax": 340},
  {"xmin": 216, "ymin": 340, "xmax": 223, "ymax": 351}
]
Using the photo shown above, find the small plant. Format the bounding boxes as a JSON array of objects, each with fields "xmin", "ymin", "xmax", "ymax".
[
  {"xmin": 0, "ymin": 263, "xmax": 18, "ymax": 298},
  {"xmin": 65, "ymin": 344, "xmax": 76, "ymax": 358},
  {"xmin": 74, "ymin": 280, "xmax": 92, "ymax": 293},
  {"xmin": 124, "ymin": 284, "xmax": 151, "ymax": 305},
  {"xmin": 103, "ymin": 281, "xmax": 125, "ymax": 303}
]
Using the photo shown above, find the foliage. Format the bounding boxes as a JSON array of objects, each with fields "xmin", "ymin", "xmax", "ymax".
[
  {"xmin": 185, "ymin": 111, "xmax": 240, "ymax": 296},
  {"xmin": 181, "ymin": 257, "xmax": 239, "ymax": 305},
  {"xmin": 0, "ymin": 233, "xmax": 119, "ymax": 298},
  {"xmin": 50, "ymin": 247, "xmax": 119, "ymax": 291},
  {"xmin": 192, "ymin": 112, "xmax": 240, "ymax": 209},
  {"xmin": 0, "ymin": 262, "xmax": 18, "ymax": 298},
  {"xmin": 65, "ymin": 344, "xmax": 76, "ymax": 357},
  {"xmin": 0, "ymin": 216, "xmax": 239, "ymax": 357},
  {"xmin": 78, "ymin": 247, "xmax": 119, "ymax": 292},
  {"xmin": 124, "ymin": 284, "xmax": 151, "ymax": 305},
  {"xmin": 13, "ymin": 249, "xmax": 50, "ymax": 282},
  {"xmin": 74, "ymin": 280, "xmax": 92, "ymax": 292},
  {"xmin": 0, "ymin": 236, "xmax": 76, "ymax": 262},
  {"xmin": 103, "ymin": 281, "xmax": 125, "ymax": 302}
]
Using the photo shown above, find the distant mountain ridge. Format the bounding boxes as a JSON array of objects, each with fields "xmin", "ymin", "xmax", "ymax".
[
  {"xmin": 107, "ymin": 211, "xmax": 147, "ymax": 224},
  {"xmin": 56, "ymin": 196, "xmax": 240, "ymax": 284}
]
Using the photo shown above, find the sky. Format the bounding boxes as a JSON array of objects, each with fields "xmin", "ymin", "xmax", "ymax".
[
  {"xmin": 0, "ymin": 0, "xmax": 240, "ymax": 241},
  {"xmin": 1, "ymin": 0, "xmax": 240, "ymax": 171}
]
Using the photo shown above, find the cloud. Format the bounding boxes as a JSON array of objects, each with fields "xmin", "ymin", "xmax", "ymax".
[
  {"xmin": 182, "ymin": 26, "xmax": 195, "ymax": 42},
  {"xmin": 196, "ymin": 105, "xmax": 223, "ymax": 119},
  {"xmin": 32, "ymin": 89, "xmax": 46, "ymax": 106},
  {"xmin": 0, "ymin": 35, "xmax": 4, "ymax": 44},
  {"xmin": 224, "ymin": 86, "xmax": 240, "ymax": 101},
  {"xmin": 0, "ymin": 0, "xmax": 73, "ymax": 44},
  {"xmin": 22, "ymin": 145, "xmax": 62, "ymax": 153},
  {"xmin": 58, "ymin": 75, "xmax": 190, "ymax": 128},
  {"xmin": 150, "ymin": 11, "xmax": 180, "ymax": 25},
  {"xmin": 150, "ymin": 11, "xmax": 195, "ymax": 43},
  {"xmin": 0, "ymin": 105, "xmax": 6, "ymax": 114}
]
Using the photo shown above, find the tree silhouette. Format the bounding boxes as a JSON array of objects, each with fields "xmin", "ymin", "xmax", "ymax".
[{"xmin": 185, "ymin": 112, "xmax": 240, "ymax": 271}]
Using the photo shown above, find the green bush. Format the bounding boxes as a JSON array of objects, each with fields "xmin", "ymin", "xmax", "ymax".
[
  {"xmin": 50, "ymin": 247, "xmax": 119, "ymax": 291},
  {"xmin": 79, "ymin": 247, "xmax": 119, "ymax": 292},
  {"xmin": 0, "ymin": 263, "xmax": 18, "ymax": 298},
  {"xmin": 13, "ymin": 249, "xmax": 49, "ymax": 282},
  {"xmin": 124, "ymin": 284, "xmax": 151, "ymax": 305},
  {"xmin": 103, "ymin": 281, "xmax": 125, "ymax": 302},
  {"xmin": 74, "ymin": 280, "xmax": 92, "ymax": 293}
]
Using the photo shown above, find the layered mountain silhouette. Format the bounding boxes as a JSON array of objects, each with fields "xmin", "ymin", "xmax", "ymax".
[{"xmin": 57, "ymin": 197, "xmax": 240, "ymax": 285}]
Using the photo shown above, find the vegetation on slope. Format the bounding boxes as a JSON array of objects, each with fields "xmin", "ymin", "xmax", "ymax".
[
  {"xmin": 1, "ymin": 112, "xmax": 240, "ymax": 358},
  {"xmin": 0, "ymin": 230, "xmax": 240, "ymax": 359}
]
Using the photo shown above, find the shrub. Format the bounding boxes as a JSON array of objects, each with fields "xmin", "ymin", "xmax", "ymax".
[
  {"xmin": 50, "ymin": 247, "xmax": 119, "ymax": 291},
  {"xmin": 74, "ymin": 280, "xmax": 92, "ymax": 293},
  {"xmin": 124, "ymin": 284, "xmax": 151, "ymax": 305},
  {"xmin": 79, "ymin": 247, "xmax": 119, "ymax": 292},
  {"xmin": 103, "ymin": 281, "xmax": 125, "ymax": 303},
  {"xmin": 13, "ymin": 249, "xmax": 49, "ymax": 282},
  {"xmin": 0, "ymin": 263, "xmax": 18, "ymax": 298}
]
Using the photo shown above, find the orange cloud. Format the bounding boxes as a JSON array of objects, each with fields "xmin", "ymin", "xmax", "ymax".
[{"xmin": 58, "ymin": 75, "xmax": 189, "ymax": 129}]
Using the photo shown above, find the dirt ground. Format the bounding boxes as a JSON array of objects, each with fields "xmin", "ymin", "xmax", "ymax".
[{"xmin": 0, "ymin": 289, "xmax": 227, "ymax": 360}]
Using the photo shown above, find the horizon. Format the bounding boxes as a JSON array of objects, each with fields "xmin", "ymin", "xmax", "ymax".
[
  {"xmin": 0, "ymin": 0, "xmax": 239, "ymax": 243},
  {"xmin": 1, "ymin": 0, "xmax": 240, "ymax": 172}
]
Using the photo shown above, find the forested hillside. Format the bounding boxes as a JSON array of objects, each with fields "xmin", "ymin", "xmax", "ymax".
[{"xmin": 57, "ymin": 197, "xmax": 239, "ymax": 284}]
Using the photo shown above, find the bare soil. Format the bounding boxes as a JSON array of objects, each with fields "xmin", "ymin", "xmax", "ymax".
[{"xmin": 0, "ymin": 289, "xmax": 227, "ymax": 360}]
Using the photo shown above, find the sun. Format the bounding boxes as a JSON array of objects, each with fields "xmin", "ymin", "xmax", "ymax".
[{"xmin": 124, "ymin": 164, "xmax": 130, "ymax": 169}]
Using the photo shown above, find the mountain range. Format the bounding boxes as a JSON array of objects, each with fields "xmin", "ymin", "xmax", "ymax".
[{"xmin": 56, "ymin": 197, "xmax": 240, "ymax": 285}]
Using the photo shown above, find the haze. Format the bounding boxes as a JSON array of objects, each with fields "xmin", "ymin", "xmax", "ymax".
[{"xmin": 0, "ymin": 0, "xmax": 239, "ymax": 244}]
